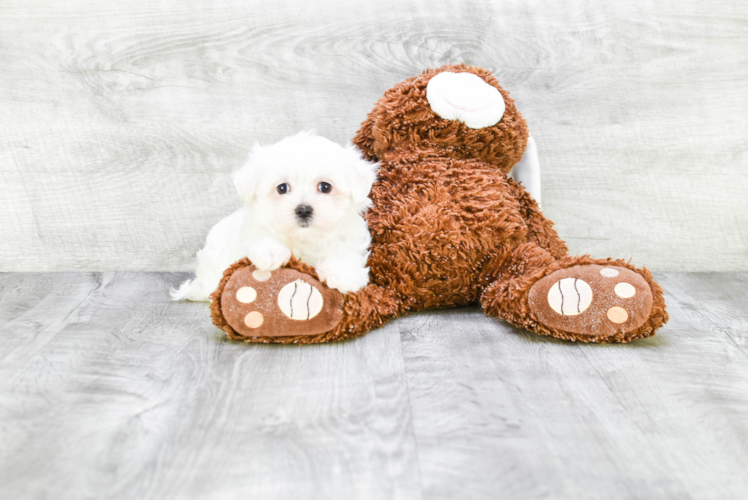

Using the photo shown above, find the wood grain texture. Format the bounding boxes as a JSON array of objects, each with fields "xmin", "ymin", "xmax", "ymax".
[
  {"xmin": 1, "ymin": 272, "xmax": 747, "ymax": 499},
  {"xmin": 399, "ymin": 272, "xmax": 748, "ymax": 499},
  {"xmin": 0, "ymin": 272, "xmax": 420, "ymax": 500},
  {"xmin": 0, "ymin": 0, "xmax": 746, "ymax": 272}
]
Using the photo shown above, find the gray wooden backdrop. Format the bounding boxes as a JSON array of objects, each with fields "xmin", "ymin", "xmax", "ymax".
[{"xmin": 1, "ymin": 0, "xmax": 746, "ymax": 272}]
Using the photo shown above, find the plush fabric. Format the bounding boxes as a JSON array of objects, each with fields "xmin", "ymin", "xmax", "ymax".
[
  {"xmin": 215, "ymin": 259, "xmax": 344, "ymax": 339},
  {"xmin": 211, "ymin": 64, "xmax": 668, "ymax": 344}
]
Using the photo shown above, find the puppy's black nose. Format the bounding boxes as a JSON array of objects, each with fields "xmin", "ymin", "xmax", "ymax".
[{"xmin": 295, "ymin": 204, "xmax": 313, "ymax": 220}]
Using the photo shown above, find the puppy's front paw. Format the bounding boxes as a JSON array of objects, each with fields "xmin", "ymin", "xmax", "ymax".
[
  {"xmin": 316, "ymin": 261, "xmax": 370, "ymax": 294},
  {"xmin": 247, "ymin": 239, "xmax": 292, "ymax": 271}
]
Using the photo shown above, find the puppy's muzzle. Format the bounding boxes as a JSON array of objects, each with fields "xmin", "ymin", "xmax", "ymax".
[{"xmin": 295, "ymin": 204, "xmax": 314, "ymax": 227}]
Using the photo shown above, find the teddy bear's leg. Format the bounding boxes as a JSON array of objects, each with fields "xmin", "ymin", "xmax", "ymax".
[
  {"xmin": 211, "ymin": 258, "xmax": 401, "ymax": 344},
  {"xmin": 480, "ymin": 243, "xmax": 668, "ymax": 343}
]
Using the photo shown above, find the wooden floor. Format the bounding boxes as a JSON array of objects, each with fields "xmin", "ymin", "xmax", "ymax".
[{"xmin": 0, "ymin": 272, "xmax": 746, "ymax": 499}]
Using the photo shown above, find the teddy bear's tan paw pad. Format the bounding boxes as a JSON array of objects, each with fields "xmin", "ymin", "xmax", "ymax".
[
  {"xmin": 220, "ymin": 265, "xmax": 344, "ymax": 338},
  {"xmin": 528, "ymin": 265, "xmax": 653, "ymax": 339}
]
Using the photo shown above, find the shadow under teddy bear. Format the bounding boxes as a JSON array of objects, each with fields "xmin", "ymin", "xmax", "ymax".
[{"xmin": 210, "ymin": 64, "xmax": 668, "ymax": 344}]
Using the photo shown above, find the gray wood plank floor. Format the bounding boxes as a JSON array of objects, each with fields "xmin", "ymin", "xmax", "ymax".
[{"xmin": 1, "ymin": 273, "xmax": 746, "ymax": 499}]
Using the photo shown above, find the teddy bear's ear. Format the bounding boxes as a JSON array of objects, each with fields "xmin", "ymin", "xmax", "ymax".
[
  {"xmin": 232, "ymin": 145, "xmax": 262, "ymax": 204},
  {"xmin": 347, "ymin": 147, "xmax": 379, "ymax": 205}
]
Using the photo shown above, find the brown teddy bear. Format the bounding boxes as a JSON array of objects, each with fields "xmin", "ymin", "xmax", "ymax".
[{"xmin": 210, "ymin": 64, "xmax": 668, "ymax": 344}]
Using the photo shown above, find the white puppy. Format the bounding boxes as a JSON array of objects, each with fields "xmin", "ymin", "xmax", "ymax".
[{"xmin": 171, "ymin": 131, "xmax": 378, "ymax": 302}]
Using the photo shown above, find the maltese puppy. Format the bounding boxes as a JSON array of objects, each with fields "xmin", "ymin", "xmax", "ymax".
[{"xmin": 171, "ymin": 131, "xmax": 378, "ymax": 302}]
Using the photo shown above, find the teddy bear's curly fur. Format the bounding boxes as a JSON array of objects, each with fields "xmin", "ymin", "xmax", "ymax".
[{"xmin": 210, "ymin": 64, "xmax": 668, "ymax": 344}]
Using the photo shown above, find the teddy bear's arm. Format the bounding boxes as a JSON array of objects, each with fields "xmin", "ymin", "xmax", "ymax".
[{"xmin": 508, "ymin": 135, "xmax": 541, "ymax": 208}]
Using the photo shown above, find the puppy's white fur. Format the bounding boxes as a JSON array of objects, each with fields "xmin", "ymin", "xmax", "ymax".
[{"xmin": 171, "ymin": 131, "xmax": 378, "ymax": 302}]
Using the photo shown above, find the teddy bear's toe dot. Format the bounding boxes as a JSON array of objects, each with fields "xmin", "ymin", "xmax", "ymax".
[
  {"xmin": 252, "ymin": 269, "xmax": 271, "ymax": 282},
  {"xmin": 614, "ymin": 282, "xmax": 636, "ymax": 298},
  {"xmin": 278, "ymin": 279, "xmax": 324, "ymax": 320},
  {"xmin": 244, "ymin": 311, "xmax": 264, "ymax": 328},
  {"xmin": 236, "ymin": 286, "xmax": 257, "ymax": 303},
  {"xmin": 547, "ymin": 278, "xmax": 593, "ymax": 316},
  {"xmin": 600, "ymin": 268, "xmax": 619, "ymax": 278},
  {"xmin": 607, "ymin": 307, "xmax": 628, "ymax": 324}
]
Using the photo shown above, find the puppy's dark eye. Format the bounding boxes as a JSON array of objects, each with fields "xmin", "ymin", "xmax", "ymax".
[
  {"xmin": 318, "ymin": 182, "xmax": 332, "ymax": 194},
  {"xmin": 277, "ymin": 183, "xmax": 289, "ymax": 194}
]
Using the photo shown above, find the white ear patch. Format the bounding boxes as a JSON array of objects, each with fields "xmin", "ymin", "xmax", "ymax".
[{"xmin": 426, "ymin": 72, "xmax": 506, "ymax": 129}]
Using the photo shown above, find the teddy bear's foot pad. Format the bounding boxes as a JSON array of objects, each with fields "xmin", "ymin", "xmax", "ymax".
[
  {"xmin": 528, "ymin": 265, "xmax": 653, "ymax": 340},
  {"xmin": 219, "ymin": 265, "xmax": 344, "ymax": 338}
]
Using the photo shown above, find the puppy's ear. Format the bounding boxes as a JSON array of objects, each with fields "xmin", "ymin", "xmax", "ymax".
[
  {"xmin": 347, "ymin": 147, "xmax": 379, "ymax": 205},
  {"xmin": 233, "ymin": 147, "xmax": 261, "ymax": 204}
]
